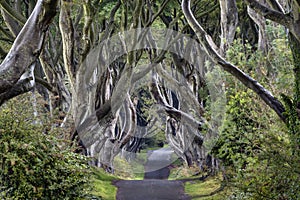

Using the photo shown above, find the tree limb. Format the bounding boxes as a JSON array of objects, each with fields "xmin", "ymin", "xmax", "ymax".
[
  {"xmin": 0, "ymin": 77, "xmax": 34, "ymax": 106},
  {"xmin": 0, "ymin": 0, "xmax": 27, "ymax": 25},
  {"xmin": 0, "ymin": 25, "xmax": 14, "ymax": 41},
  {"xmin": 266, "ymin": 0, "xmax": 285, "ymax": 12},
  {"xmin": 245, "ymin": 0, "xmax": 292, "ymax": 27},
  {"xmin": 150, "ymin": 73, "xmax": 204, "ymax": 131},
  {"xmin": 0, "ymin": 0, "xmax": 58, "ymax": 96},
  {"xmin": 59, "ymin": 0, "xmax": 76, "ymax": 91},
  {"xmin": 35, "ymin": 77, "xmax": 54, "ymax": 92},
  {"xmin": 156, "ymin": 63, "xmax": 205, "ymax": 115},
  {"xmin": 1, "ymin": 8, "xmax": 22, "ymax": 37},
  {"xmin": 182, "ymin": 0, "xmax": 286, "ymax": 122},
  {"xmin": 145, "ymin": 0, "xmax": 171, "ymax": 27},
  {"xmin": 0, "ymin": 46, "xmax": 6, "ymax": 59}
]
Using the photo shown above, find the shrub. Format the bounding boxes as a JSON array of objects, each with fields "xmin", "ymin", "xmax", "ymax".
[
  {"xmin": 213, "ymin": 36, "xmax": 300, "ymax": 199},
  {"xmin": 0, "ymin": 99, "xmax": 91, "ymax": 200}
]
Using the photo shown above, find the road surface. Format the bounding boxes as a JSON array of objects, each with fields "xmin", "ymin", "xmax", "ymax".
[
  {"xmin": 115, "ymin": 180, "xmax": 191, "ymax": 200},
  {"xmin": 115, "ymin": 148, "xmax": 191, "ymax": 200},
  {"xmin": 144, "ymin": 147, "xmax": 174, "ymax": 179}
]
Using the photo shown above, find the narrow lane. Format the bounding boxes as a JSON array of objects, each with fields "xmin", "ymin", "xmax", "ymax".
[
  {"xmin": 115, "ymin": 148, "xmax": 191, "ymax": 200},
  {"xmin": 144, "ymin": 147, "xmax": 174, "ymax": 179},
  {"xmin": 115, "ymin": 180, "xmax": 191, "ymax": 200}
]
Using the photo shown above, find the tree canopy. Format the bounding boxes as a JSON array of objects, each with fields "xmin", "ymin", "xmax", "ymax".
[{"xmin": 0, "ymin": 0, "xmax": 299, "ymax": 199}]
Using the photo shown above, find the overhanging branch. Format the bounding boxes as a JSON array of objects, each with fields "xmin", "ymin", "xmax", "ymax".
[
  {"xmin": 182, "ymin": 0, "xmax": 286, "ymax": 122},
  {"xmin": 0, "ymin": 77, "xmax": 34, "ymax": 106},
  {"xmin": 0, "ymin": 0, "xmax": 58, "ymax": 96},
  {"xmin": 266, "ymin": 0, "xmax": 285, "ymax": 12},
  {"xmin": 0, "ymin": 0, "xmax": 27, "ymax": 25},
  {"xmin": 245, "ymin": 0, "xmax": 291, "ymax": 27}
]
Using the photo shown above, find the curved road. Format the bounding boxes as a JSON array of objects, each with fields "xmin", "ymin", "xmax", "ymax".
[
  {"xmin": 115, "ymin": 148, "xmax": 191, "ymax": 200},
  {"xmin": 144, "ymin": 147, "xmax": 174, "ymax": 179}
]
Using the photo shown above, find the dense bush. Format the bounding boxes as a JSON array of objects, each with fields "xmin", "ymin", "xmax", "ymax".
[
  {"xmin": 0, "ymin": 99, "xmax": 91, "ymax": 199},
  {"xmin": 214, "ymin": 90, "xmax": 299, "ymax": 199},
  {"xmin": 212, "ymin": 35, "xmax": 300, "ymax": 199},
  {"xmin": 212, "ymin": 91, "xmax": 262, "ymax": 168}
]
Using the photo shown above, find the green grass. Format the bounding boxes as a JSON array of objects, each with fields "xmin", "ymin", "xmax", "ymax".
[
  {"xmin": 184, "ymin": 174, "xmax": 231, "ymax": 199},
  {"xmin": 113, "ymin": 154, "xmax": 146, "ymax": 180},
  {"xmin": 169, "ymin": 163, "xmax": 232, "ymax": 199},
  {"xmin": 88, "ymin": 153, "xmax": 149, "ymax": 199},
  {"xmin": 88, "ymin": 159, "xmax": 147, "ymax": 200},
  {"xmin": 88, "ymin": 160, "xmax": 232, "ymax": 200},
  {"xmin": 168, "ymin": 163, "xmax": 201, "ymax": 180},
  {"xmin": 88, "ymin": 152, "xmax": 233, "ymax": 200},
  {"xmin": 89, "ymin": 168, "xmax": 120, "ymax": 200}
]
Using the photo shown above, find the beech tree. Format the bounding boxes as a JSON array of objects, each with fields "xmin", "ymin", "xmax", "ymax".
[
  {"xmin": 0, "ymin": 0, "xmax": 216, "ymax": 171},
  {"xmin": 0, "ymin": 0, "xmax": 299, "ymax": 174},
  {"xmin": 0, "ymin": 0, "xmax": 58, "ymax": 106},
  {"xmin": 182, "ymin": 0, "xmax": 300, "ymax": 136}
]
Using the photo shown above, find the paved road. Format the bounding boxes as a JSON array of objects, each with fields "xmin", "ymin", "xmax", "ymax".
[
  {"xmin": 144, "ymin": 147, "xmax": 174, "ymax": 179},
  {"xmin": 115, "ymin": 148, "xmax": 191, "ymax": 200},
  {"xmin": 115, "ymin": 180, "xmax": 191, "ymax": 200}
]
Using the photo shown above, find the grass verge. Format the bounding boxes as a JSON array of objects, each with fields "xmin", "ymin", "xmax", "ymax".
[
  {"xmin": 184, "ymin": 174, "xmax": 231, "ymax": 199},
  {"xmin": 89, "ymin": 168, "xmax": 120, "ymax": 200}
]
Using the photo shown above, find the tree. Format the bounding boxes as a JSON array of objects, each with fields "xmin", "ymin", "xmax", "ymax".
[
  {"xmin": 0, "ymin": 0, "xmax": 221, "ymax": 171},
  {"xmin": 0, "ymin": 0, "xmax": 298, "ymax": 179},
  {"xmin": 0, "ymin": 0, "xmax": 58, "ymax": 105},
  {"xmin": 182, "ymin": 0, "xmax": 300, "ymax": 129},
  {"xmin": 181, "ymin": 0, "xmax": 300, "ymax": 198}
]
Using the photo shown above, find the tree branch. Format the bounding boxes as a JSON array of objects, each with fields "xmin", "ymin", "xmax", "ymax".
[
  {"xmin": 0, "ymin": 46, "xmax": 7, "ymax": 60},
  {"xmin": 0, "ymin": 0, "xmax": 27, "ymax": 25},
  {"xmin": 0, "ymin": 77, "xmax": 34, "ymax": 106},
  {"xmin": 150, "ymin": 73, "xmax": 204, "ymax": 131},
  {"xmin": 0, "ymin": 0, "xmax": 58, "ymax": 96},
  {"xmin": 35, "ymin": 77, "xmax": 54, "ymax": 92},
  {"xmin": 245, "ymin": 0, "xmax": 292, "ymax": 27},
  {"xmin": 0, "ymin": 25, "xmax": 14, "ymax": 41},
  {"xmin": 156, "ymin": 63, "xmax": 205, "ymax": 115},
  {"xmin": 59, "ymin": 0, "xmax": 76, "ymax": 91},
  {"xmin": 1, "ymin": 8, "xmax": 22, "ymax": 37},
  {"xmin": 145, "ymin": 0, "xmax": 171, "ymax": 27},
  {"xmin": 182, "ymin": 0, "xmax": 286, "ymax": 122},
  {"xmin": 266, "ymin": 0, "xmax": 285, "ymax": 12}
]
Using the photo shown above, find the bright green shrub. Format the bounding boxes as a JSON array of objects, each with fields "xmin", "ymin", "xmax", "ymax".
[
  {"xmin": 213, "ymin": 89, "xmax": 300, "ymax": 199},
  {"xmin": 0, "ymin": 100, "xmax": 91, "ymax": 199},
  {"xmin": 213, "ymin": 35, "xmax": 300, "ymax": 199},
  {"xmin": 212, "ymin": 91, "xmax": 261, "ymax": 169}
]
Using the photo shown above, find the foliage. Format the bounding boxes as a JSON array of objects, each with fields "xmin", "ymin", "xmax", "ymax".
[
  {"xmin": 90, "ymin": 168, "xmax": 119, "ymax": 200},
  {"xmin": 214, "ymin": 91, "xmax": 300, "ymax": 199},
  {"xmin": 184, "ymin": 174, "xmax": 230, "ymax": 200},
  {"xmin": 212, "ymin": 90, "xmax": 262, "ymax": 168},
  {"xmin": 168, "ymin": 163, "xmax": 202, "ymax": 180},
  {"xmin": 0, "ymin": 98, "xmax": 92, "ymax": 200},
  {"xmin": 213, "ymin": 37, "xmax": 300, "ymax": 199},
  {"xmin": 135, "ymin": 87, "xmax": 166, "ymax": 149},
  {"xmin": 112, "ymin": 154, "xmax": 145, "ymax": 180}
]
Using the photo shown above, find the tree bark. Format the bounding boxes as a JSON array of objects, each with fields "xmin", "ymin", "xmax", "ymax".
[
  {"xmin": 182, "ymin": 0, "xmax": 286, "ymax": 122},
  {"xmin": 59, "ymin": 0, "xmax": 76, "ymax": 92},
  {"xmin": 0, "ymin": 0, "xmax": 58, "ymax": 103},
  {"xmin": 219, "ymin": 0, "xmax": 238, "ymax": 55},
  {"xmin": 245, "ymin": 0, "xmax": 300, "ymax": 43},
  {"xmin": 247, "ymin": 2, "xmax": 268, "ymax": 53}
]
